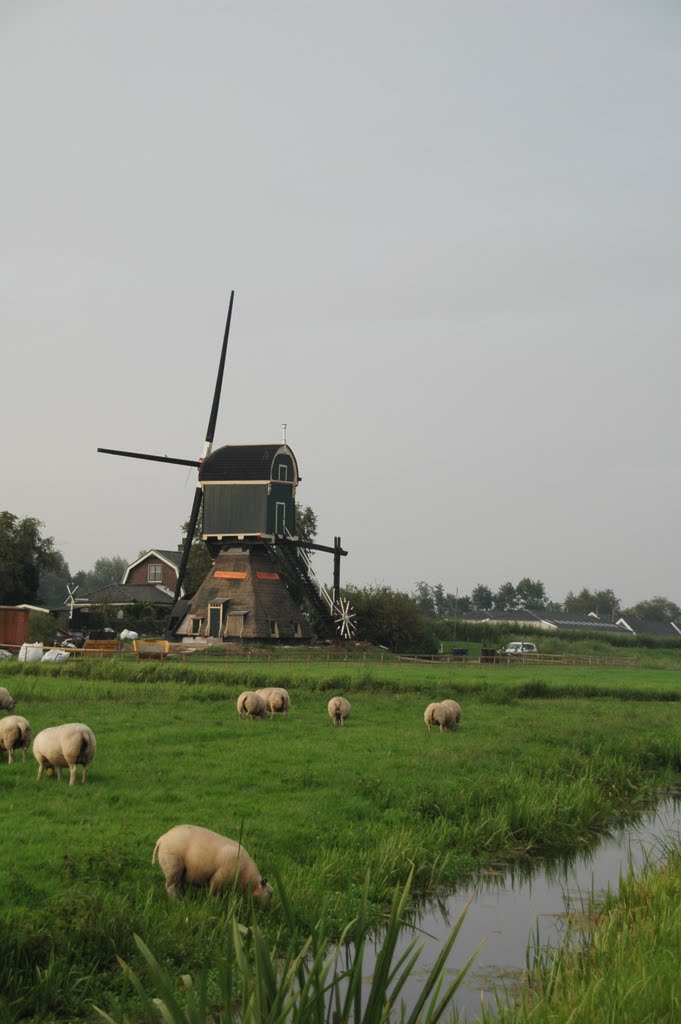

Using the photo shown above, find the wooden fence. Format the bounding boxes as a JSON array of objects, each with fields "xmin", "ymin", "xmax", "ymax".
[{"xmin": 1, "ymin": 643, "xmax": 637, "ymax": 669}]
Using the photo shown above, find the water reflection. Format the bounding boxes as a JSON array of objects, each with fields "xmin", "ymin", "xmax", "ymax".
[{"xmin": 364, "ymin": 795, "xmax": 681, "ymax": 1021}]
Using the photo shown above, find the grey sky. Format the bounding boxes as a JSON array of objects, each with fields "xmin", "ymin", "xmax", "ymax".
[{"xmin": 2, "ymin": 1, "xmax": 680, "ymax": 607}]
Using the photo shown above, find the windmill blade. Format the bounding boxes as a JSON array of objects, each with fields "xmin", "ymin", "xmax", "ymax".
[
  {"xmin": 174, "ymin": 290, "xmax": 235, "ymax": 605},
  {"xmin": 173, "ymin": 486, "xmax": 203, "ymax": 604},
  {"xmin": 98, "ymin": 448, "xmax": 199, "ymax": 469},
  {"xmin": 201, "ymin": 289, "xmax": 235, "ymax": 459}
]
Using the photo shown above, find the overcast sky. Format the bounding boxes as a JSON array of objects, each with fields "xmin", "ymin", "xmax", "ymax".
[{"xmin": 2, "ymin": 1, "xmax": 680, "ymax": 607}]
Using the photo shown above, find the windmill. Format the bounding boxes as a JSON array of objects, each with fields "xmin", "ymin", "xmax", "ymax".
[
  {"xmin": 98, "ymin": 292, "xmax": 355, "ymax": 643},
  {"xmin": 65, "ymin": 583, "xmax": 79, "ymax": 622}
]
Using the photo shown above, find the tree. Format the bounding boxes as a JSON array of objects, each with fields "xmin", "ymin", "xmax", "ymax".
[
  {"xmin": 413, "ymin": 581, "xmax": 436, "ymax": 617},
  {"xmin": 493, "ymin": 581, "xmax": 517, "ymax": 611},
  {"xmin": 563, "ymin": 588, "xmax": 621, "ymax": 620},
  {"xmin": 178, "ymin": 507, "xmax": 212, "ymax": 596},
  {"xmin": 412, "ymin": 582, "xmax": 469, "ymax": 619},
  {"xmin": 38, "ymin": 551, "xmax": 72, "ymax": 608},
  {"xmin": 344, "ymin": 584, "xmax": 437, "ymax": 652},
  {"xmin": 294, "ymin": 502, "xmax": 318, "ymax": 545},
  {"xmin": 622, "ymin": 596, "xmax": 681, "ymax": 622},
  {"xmin": 73, "ymin": 556, "xmax": 129, "ymax": 594},
  {"xmin": 471, "ymin": 584, "xmax": 494, "ymax": 611},
  {"xmin": 515, "ymin": 578, "xmax": 548, "ymax": 609},
  {"xmin": 0, "ymin": 512, "xmax": 61, "ymax": 605}
]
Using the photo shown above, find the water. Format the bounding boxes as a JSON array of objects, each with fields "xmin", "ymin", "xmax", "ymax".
[{"xmin": 363, "ymin": 796, "xmax": 681, "ymax": 1021}]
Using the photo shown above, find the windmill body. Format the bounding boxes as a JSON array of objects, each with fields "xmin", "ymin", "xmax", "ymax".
[{"xmin": 172, "ymin": 442, "xmax": 314, "ymax": 642}]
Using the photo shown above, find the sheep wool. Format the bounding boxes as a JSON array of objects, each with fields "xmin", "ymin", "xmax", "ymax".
[
  {"xmin": 0, "ymin": 715, "xmax": 32, "ymax": 763},
  {"xmin": 423, "ymin": 702, "xmax": 458, "ymax": 733},
  {"xmin": 440, "ymin": 699, "xmax": 462, "ymax": 729},
  {"xmin": 255, "ymin": 687, "xmax": 291, "ymax": 716},
  {"xmin": 328, "ymin": 696, "xmax": 351, "ymax": 725},
  {"xmin": 237, "ymin": 691, "xmax": 267, "ymax": 719},
  {"xmin": 152, "ymin": 824, "xmax": 272, "ymax": 904},
  {"xmin": 0, "ymin": 687, "xmax": 16, "ymax": 713},
  {"xmin": 33, "ymin": 723, "xmax": 96, "ymax": 785}
]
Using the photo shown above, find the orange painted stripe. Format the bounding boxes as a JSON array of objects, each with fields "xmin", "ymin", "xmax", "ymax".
[
  {"xmin": 256, "ymin": 572, "xmax": 280, "ymax": 580},
  {"xmin": 214, "ymin": 571, "xmax": 247, "ymax": 580}
]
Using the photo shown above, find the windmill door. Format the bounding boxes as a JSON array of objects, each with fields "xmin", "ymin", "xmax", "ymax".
[
  {"xmin": 275, "ymin": 502, "xmax": 286, "ymax": 535},
  {"xmin": 208, "ymin": 603, "xmax": 223, "ymax": 637}
]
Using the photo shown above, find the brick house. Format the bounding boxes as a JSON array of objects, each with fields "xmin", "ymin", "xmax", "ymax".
[
  {"xmin": 123, "ymin": 549, "xmax": 182, "ymax": 591},
  {"xmin": 68, "ymin": 549, "xmax": 184, "ymax": 625}
]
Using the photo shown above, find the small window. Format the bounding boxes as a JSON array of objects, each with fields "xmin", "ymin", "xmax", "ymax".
[
  {"xmin": 268, "ymin": 619, "xmax": 279, "ymax": 638},
  {"xmin": 147, "ymin": 563, "xmax": 162, "ymax": 583},
  {"xmin": 278, "ymin": 463, "xmax": 289, "ymax": 481},
  {"xmin": 190, "ymin": 618, "xmax": 203, "ymax": 635}
]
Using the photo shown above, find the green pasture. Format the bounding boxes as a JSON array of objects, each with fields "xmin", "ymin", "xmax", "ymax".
[{"xmin": 1, "ymin": 659, "xmax": 681, "ymax": 1021}]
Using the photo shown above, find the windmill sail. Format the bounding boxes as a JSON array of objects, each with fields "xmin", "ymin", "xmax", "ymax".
[{"xmin": 173, "ymin": 290, "xmax": 235, "ymax": 602}]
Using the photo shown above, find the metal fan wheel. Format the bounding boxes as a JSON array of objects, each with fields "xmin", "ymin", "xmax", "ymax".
[{"xmin": 333, "ymin": 597, "xmax": 357, "ymax": 639}]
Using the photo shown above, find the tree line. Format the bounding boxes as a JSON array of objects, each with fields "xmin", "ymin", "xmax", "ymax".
[
  {"xmin": 411, "ymin": 579, "xmax": 681, "ymax": 624},
  {"xmin": 1, "ymin": 510, "xmax": 680, "ymax": 653}
]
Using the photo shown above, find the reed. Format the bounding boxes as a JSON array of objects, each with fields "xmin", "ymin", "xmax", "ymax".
[
  {"xmin": 488, "ymin": 846, "xmax": 681, "ymax": 1023},
  {"xmin": 92, "ymin": 873, "xmax": 483, "ymax": 1024}
]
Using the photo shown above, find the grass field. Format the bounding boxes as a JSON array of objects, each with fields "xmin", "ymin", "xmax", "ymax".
[{"xmin": 1, "ymin": 657, "xmax": 681, "ymax": 1021}]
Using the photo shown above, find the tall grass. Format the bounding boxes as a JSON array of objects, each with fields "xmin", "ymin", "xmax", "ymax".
[
  {"xmin": 486, "ymin": 843, "xmax": 681, "ymax": 1023},
  {"xmin": 94, "ymin": 873, "xmax": 483, "ymax": 1024}
]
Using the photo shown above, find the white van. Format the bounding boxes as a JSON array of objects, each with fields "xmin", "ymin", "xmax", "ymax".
[{"xmin": 502, "ymin": 642, "xmax": 538, "ymax": 655}]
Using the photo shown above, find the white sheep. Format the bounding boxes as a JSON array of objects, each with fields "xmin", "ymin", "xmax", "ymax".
[
  {"xmin": 32, "ymin": 723, "xmax": 97, "ymax": 785},
  {"xmin": 328, "ymin": 695, "xmax": 351, "ymax": 726},
  {"xmin": 423, "ymin": 702, "xmax": 458, "ymax": 733},
  {"xmin": 237, "ymin": 691, "xmax": 267, "ymax": 720},
  {"xmin": 152, "ymin": 824, "xmax": 272, "ymax": 903},
  {"xmin": 0, "ymin": 715, "xmax": 32, "ymax": 763},
  {"xmin": 440, "ymin": 699, "xmax": 462, "ymax": 729},
  {"xmin": 255, "ymin": 686, "xmax": 291, "ymax": 717},
  {"xmin": 0, "ymin": 687, "xmax": 16, "ymax": 713}
]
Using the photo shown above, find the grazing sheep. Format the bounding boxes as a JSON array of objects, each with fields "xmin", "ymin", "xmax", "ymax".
[
  {"xmin": 423, "ymin": 702, "xmax": 457, "ymax": 733},
  {"xmin": 237, "ymin": 691, "xmax": 267, "ymax": 720},
  {"xmin": 152, "ymin": 824, "xmax": 272, "ymax": 903},
  {"xmin": 440, "ymin": 699, "xmax": 462, "ymax": 729},
  {"xmin": 0, "ymin": 715, "xmax": 32, "ymax": 763},
  {"xmin": 0, "ymin": 687, "xmax": 16, "ymax": 713},
  {"xmin": 255, "ymin": 686, "xmax": 291, "ymax": 717},
  {"xmin": 33, "ymin": 723, "xmax": 96, "ymax": 785},
  {"xmin": 328, "ymin": 695, "xmax": 351, "ymax": 726}
]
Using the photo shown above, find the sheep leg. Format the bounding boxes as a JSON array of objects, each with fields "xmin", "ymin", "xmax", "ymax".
[
  {"xmin": 161, "ymin": 856, "xmax": 187, "ymax": 898},
  {"xmin": 69, "ymin": 764, "xmax": 77, "ymax": 786},
  {"xmin": 36, "ymin": 761, "xmax": 44, "ymax": 781},
  {"xmin": 7, "ymin": 748, "xmax": 14, "ymax": 765},
  {"xmin": 81, "ymin": 763, "xmax": 89, "ymax": 783}
]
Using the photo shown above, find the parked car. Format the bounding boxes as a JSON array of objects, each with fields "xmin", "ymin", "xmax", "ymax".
[{"xmin": 500, "ymin": 642, "xmax": 538, "ymax": 656}]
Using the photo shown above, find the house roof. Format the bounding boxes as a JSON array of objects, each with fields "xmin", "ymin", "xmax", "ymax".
[
  {"xmin": 460, "ymin": 609, "xmax": 542, "ymax": 623},
  {"xmin": 200, "ymin": 444, "xmax": 299, "ymax": 483},
  {"xmin": 541, "ymin": 612, "xmax": 627, "ymax": 633},
  {"xmin": 459, "ymin": 608, "xmax": 630, "ymax": 634},
  {"xmin": 154, "ymin": 549, "xmax": 182, "ymax": 568},
  {"xmin": 73, "ymin": 583, "xmax": 175, "ymax": 606},
  {"xmin": 616, "ymin": 616, "xmax": 681, "ymax": 638},
  {"xmin": 122, "ymin": 548, "xmax": 182, "ymax": 582}
]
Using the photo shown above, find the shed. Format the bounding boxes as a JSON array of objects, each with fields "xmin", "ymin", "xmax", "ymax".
[{"xmin": 0, "ymin": 606, "xmax": 30, "ymax": 649}]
